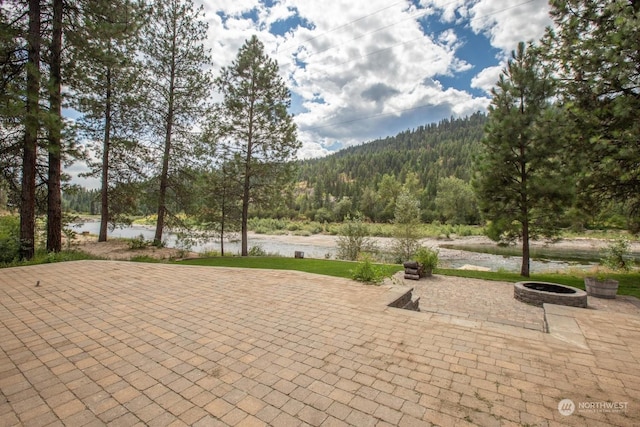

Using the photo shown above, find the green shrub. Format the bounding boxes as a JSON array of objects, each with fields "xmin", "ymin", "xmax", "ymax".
[
  {"xmin": 286, "ymin": 222, "xmax": 301, "ymax": 231},
  {"xmin": 0, "ymin": 215, "xmax": 20, "ymax": 263},
  {"xmin": 128, "ymin": 234, "xmax": 150, "ymax": 250},
  {"xmin": 453, "ymin": 224, "xmax": 475, "ymax": 237},
  {"xmin": 248, "ymin": 217, "xmax": 287, "ymax": 233},
  {"xmin": 308, "ymin": 224, "xmax": 323, "ymax": 234},
  {"xmin": 248, "ymin": 245, "xmax": 267, "ymax": 256},
  {"xmin": 415, "ymin": 246, "xmax": 439, "ymax": 272},
  {"xmin": 200, "ymin": 250, "xmax": 221, "ymax": 257},
  {"xmin": 314, "ymin": 208, "xmax": 334, "ymax": 223},
  {"xmin": 325, "ymin": 223, "xmax": 340, "ymax": 235},
  {"xmin": 370, "ymin": 225, "xmax": 393, "ymax": 237},
  {"xmin": 253, "ymin": 225, "xmax": 270, "ymax": 234},
  {"xmin": 601, "ymin": 238, "xmax": 632, "ymax": 272},
  {"xmin": 336, "ymin": 215, "xmax": 377, "ymax": 261},
  {"xmin": 351, "ymin": 254, "xmax": 386, "ymax": 284}
]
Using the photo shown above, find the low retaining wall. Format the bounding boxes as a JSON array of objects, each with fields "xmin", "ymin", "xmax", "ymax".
[
  {"xmin": 388, "ymin": 289, "xmax": 420, "ymax": 311},
  {"xmin": 514, "ymin": 281, "xmax": 587, "ymax": 308}
]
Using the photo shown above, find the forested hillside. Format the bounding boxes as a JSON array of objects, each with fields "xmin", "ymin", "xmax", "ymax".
[
  {"xmin": 62, "ymin": 112, "xmax": 486, "ymax": 222},
  {"xmin": 294, "ymin": 113, "xmax": 486, "ymax": 222}
]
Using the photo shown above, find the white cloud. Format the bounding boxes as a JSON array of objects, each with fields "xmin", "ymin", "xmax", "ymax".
[
  {"xmin": 419, "ymin": 1, "xmax": 554, "ymax": 113},
  {"xmin": 467, "ymin": 0, "xmax": 552, "ymax": 52},
  {"xmin": 419, "ymin": 0, "xmax": 467, "ymax": 23},
  {"xmin": 297, "ymin": 139, "xmax": 331, "ymax": 160},
  {"xmin": 196, "ymin": 0, "xmax": 552, "ymax": 158},
  {"xmin": 471, "ymin": 65, "xmax": 503, "ymax": 95}
]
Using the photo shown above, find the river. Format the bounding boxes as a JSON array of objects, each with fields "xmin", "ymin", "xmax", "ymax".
[{"xmin": 70, "ymin": 221, "xmax": 595, "ymax": 273}]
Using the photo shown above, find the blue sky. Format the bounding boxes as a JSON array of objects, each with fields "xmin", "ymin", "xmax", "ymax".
[{"xmin": 199, "ymin": 0, "xmax": 553, "ymax": 158}]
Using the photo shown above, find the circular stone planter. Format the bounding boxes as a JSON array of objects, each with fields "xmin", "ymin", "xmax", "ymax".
[{"xmin": 514, "ymin": 281, "xmax": 587, "ymax": 308}]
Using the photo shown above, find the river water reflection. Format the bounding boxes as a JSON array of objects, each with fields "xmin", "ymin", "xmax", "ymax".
[{"xmin": 70, "ymin": 222, "xmax": 593, "ymax": 273}]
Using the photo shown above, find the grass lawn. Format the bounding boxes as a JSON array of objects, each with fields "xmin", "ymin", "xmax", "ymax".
[{"xmin": 177, "ymin": 256, "xmax": 404, "ymax": 279}]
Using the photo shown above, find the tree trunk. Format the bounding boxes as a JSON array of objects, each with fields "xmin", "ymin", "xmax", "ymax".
[
  {"xmin": 154, "ymin": 133, "xmax": 171, "ymax": 246},
  {"xmin": 46, "ymin": 0, "xmax": 63, "ymax": 252},
  {"xmin": 154, "ymin": 94, "xmax": 173, "ymax": 247},
  {"xmin": 220, "ymin": 189, "xmax": 225, "ymax": 256},
  {"xmin": 20, "ymin": 0, "xmax": 41, "ymax": 260},
  {"xmin": 241, "ymin": 167, "xmax": 250, "ymax": 256},
  {"xmin": 519, "ymin": 129, "xmax": 530, "ymax": 277},
  {"xmin": 241, "ymin": 138, "xmax": 253, "ymax": 256},
  {"xmin": 521, "ymin": 217, "xmax": 530, "ymax": 277},
  {"xmin": 220, "ymin": 217, "xmax": 225, "ymax": 256},
  {"xmin": 154, "ymin": 30, "xmax": 177, "ymax": 247},
  {"xmin": 241, "ymin": 83, "xmax": 256, "ymax": 257},
  {"xmin": 99, "ymin": 66, "xmax": 112, "ymax": 242}
]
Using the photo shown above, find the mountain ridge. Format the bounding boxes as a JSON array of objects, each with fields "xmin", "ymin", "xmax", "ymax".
[{"xmin": 294, "ymin": 112, "xmax": 487, "ymax": 221}]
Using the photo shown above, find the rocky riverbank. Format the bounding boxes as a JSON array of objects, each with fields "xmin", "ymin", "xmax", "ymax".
[{"xmin": 71, "ymin": 231, "xmax": 639, "ymax": 272}]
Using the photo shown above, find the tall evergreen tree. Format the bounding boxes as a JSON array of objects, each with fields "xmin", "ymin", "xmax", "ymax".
[
  {"xmin": 475, "ymin": 42, "xmax": 570, "ymax": 277},
  {"xmin": 196, "ymin": 162, "xmax": 243, "ymax": 256},
  {"xmin": 212, "ymin": 35, "xmax": 299, "ymax": 256},
  {"xmin": 192, "ymin": 120, "xmax": 243, "ymax": 255},
  {"xmin": 142, "ymin": 0, "xmax": 211, "ymax": 246},
  {"xmin": 2, "ymin": 0, "xmax": 81, "ymax": 255},
  {"xmin": 69, "ymin": 0, "xmax": 148, "ymax": 242},
  {"xmin": 19, "ymin": 0, "xmax": 41, "ymax": 260},
  {"xmin": 548, "ymin": 0, "xmax": 640, "ymax": 231},
  {"xmin": 0, "ymin": 2, "xmax": 26, "ymax": 206},
  {"xmin": 45, "ymin": 0, "xmax": 63, "ymax": 252}
]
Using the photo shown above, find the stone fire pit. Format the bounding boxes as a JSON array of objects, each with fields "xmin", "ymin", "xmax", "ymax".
[{"xmin": 514, "ymin": 281, "xmax": 587, "ymax": 308}]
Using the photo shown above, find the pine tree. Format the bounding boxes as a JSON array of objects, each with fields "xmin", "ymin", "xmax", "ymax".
[
  {"xmin": 19, "ymin": 0, "xmax": 41, "ymax": 260},
  {"xmin": 45, "ymin": 0, "xmax": 63, "ymax": 252},
  {"xmin": 142, "ymin": 0, "xmax": 211, "ymax": 246},
  {"xmin": 2, "ymin": 0, "xmax": 82, "ymax": 256},
  {"xmin": 194, "ymin": 122, "xmax": 243, "ymax": 256},
  {"xmin": 212, "ymin": 35, "xmax": 299, "ymax": 256},
  {"xmin": 0, "ymin": 2, "xmax": 26, "ymax": 207},
  {"xmin": 475, "ymin": 42, "xmax": 571, "ymax": 277},
  {"xmin": 69, "ymin": 0, "xmax": 148, "ymax": 242},
  {"xmin": 548, "ymin": 0, "xmax": 640, "ymax": 231},
  {"xmin": 196, "ymin": 161, "xmax": 243, "ymax": 256}
]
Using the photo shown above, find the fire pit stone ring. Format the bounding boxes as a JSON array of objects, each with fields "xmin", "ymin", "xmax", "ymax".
[{"xmin": 514, "ymin": 281, "xmax": 587, "ymax": 308}]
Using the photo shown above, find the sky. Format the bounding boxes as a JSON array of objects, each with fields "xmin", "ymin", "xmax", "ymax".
[
  {"xmin": 66, "ymin": 0, "xmax": 554, "ymax": 188},
  {"xmin": 198, "ymin": 0, "xmax": 554, "ymax": 158}
]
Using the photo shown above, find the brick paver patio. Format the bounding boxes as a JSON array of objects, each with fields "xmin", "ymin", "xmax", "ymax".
[{"xmin": 1, "ymin": 261, "xmax": 639, "ymax": 426}]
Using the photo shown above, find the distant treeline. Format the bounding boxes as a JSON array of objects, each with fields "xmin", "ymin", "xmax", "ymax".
[
  {"xmin": 62, "ymin": 114, "xmax": 485, "ymax": 222},
  {"xmin": 62, "ymin": 111, "xmax": 630, "ymax": 230},
  {"xmin": 62, "ymin": 188, "xmax": 99, "ymax": 215}
]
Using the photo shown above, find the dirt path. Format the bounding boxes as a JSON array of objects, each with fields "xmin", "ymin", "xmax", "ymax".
[{"xmin": 69, "ymin": 234, "xmax": 197, "ymax": 260}]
